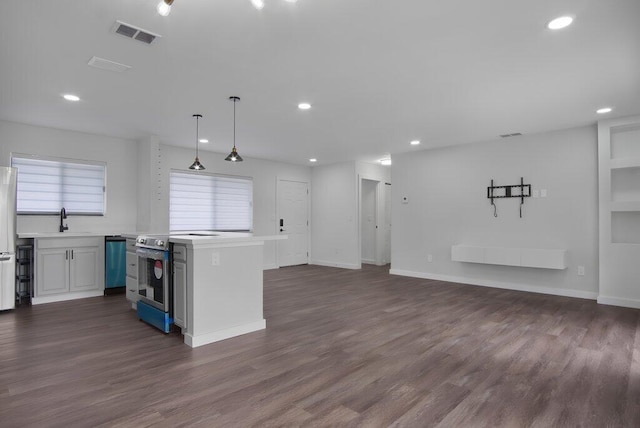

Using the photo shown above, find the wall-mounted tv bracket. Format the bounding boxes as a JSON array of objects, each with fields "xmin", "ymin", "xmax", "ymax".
[{"xmin": 487, "ymin": 177, "xmax": 531, "ymax": 218}]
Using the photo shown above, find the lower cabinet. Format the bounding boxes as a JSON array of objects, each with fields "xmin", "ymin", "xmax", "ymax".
[
  {"xmin": 125, "ymin": 238, "xmax": 138, "ymax": 305},
  {"xmin": 34, "ymin": 237, "xmax": 104, "ymax": 303},
  {"xmin": 172, "ymin": 244, "xmax": 187, "ymax": 329}
]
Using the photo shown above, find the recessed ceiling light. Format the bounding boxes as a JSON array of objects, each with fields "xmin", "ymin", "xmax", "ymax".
[
  {"xmin": 379, "ymin": 158, "xmax": 392, "ymax": 166},
  {"xmin": 298, "ymin": 103, "xmax": 311, "ymax": 110},
  {"xmin": 596, "ymin": 107, "xmax": 613, "ymax": 114},
  {"xmin": 547, "ymin": 16, "xmax": 573, "ymax": 30},
  {"xmin": 410, "ymin": 140, "xmax": 420, "ymax": 146},
  {"xmin": 309, "ymin": 158, "xmax": 317, "ymax": 163},
  {"xmin": 199, "ymin": 139, "xmax": 209, "ymax": 143},
  {"xmin": 63, "ymin": 94, "xmax": 80, "ymax": 102},
  {"xmin": 251, "ymin": 0, "xmax": 265, "ymax": 10}
]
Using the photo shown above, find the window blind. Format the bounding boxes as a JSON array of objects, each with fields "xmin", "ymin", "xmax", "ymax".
[
  {"xmin": 170, "ymin": 171, "xmax": 253, "ymax": 231},
  {"xmin": 11, "ymin": 155, "xmax": 106, "ymax": 215}
]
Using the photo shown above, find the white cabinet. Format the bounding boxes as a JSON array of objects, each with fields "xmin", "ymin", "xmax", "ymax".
[
  {"xmin": 172, "ymin": 244, "xmax": 187, "ymax": 329},
  {"xmin": 33, "ymin": 237, "xmax": 105, "ymax": 304},
  {"xmin": 125, "ymin": 238, "xmax": 138, "ymax": 306}
]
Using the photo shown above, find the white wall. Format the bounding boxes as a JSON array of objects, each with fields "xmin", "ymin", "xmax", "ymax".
[
  {"xmin": 0, "ymin": 120, "xmax": 138, "ymax": 234},
  {"xmin": 391, "ymin": 125, "xmax": 599, "ymax": 299},
  {"xmin": 311, "ymin": 161, "xmax": 359, "ymax": 268},
  {"xmin": 154, "ymin": 145, "xmax": 311, "ymax": 269}
]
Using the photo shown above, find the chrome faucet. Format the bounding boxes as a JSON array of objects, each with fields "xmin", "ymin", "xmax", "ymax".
[{"xmin": 59, "ymin": 207, "xmax": 68, "ymax": 232}]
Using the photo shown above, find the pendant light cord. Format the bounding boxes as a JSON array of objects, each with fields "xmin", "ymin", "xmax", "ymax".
[
  {"xmin": 195, "ymin": 115, "xmax": 199, "ymax": 157},
  {"xmin": 233, "ymin": 98, "xmax": 237, "ymax": 149}
]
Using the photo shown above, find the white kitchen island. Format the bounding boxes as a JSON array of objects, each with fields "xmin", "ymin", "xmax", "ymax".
[{"xmin": 169, "ymin": 232, "xmax": 285, "ymax": 348}]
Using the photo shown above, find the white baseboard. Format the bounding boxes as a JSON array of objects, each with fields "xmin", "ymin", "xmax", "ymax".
[
  {"xmin": 183, "ymin": 319, "xmax": 266, "ymax": 348},
  {"xmin": 389, "ymin": 269, "xmax": 598, "ymax": 301},
  {"xmin": 32, "ymin": 290, "xmax": 105, "ymax": 305},
  {"xmin": 310, "ymin": 260, "xmax": 360, "ymax": 270},
  {"xmin": 263, "ymin": 264, "xmax": 279, "ymax": 270},
  {"xmin": 361, "ymin": 258, "xmax": 376, "ymax": 265},
  {"xmin": 597, "ymin": 295, "xmax": 640, "ymax": 309}
]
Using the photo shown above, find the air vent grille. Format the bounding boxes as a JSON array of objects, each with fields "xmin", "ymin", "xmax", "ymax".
[
  {"xmin": 87, "ymin": 56, "xmax": 131, "ymax": 73},
  {"xmin": 112, "ymin": 20, "xmax": 161, "ymax": 45},
  {"xmin": 500, "ymin": 133, "xmax": 522, "ymax": 138}
]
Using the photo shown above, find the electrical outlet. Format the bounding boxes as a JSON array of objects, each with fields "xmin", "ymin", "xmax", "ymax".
[
  {"xmin": 577, "ymin": 265, "xmax": 585, "ymax": 276},
  {"xmin": 541, "ymin": 189, "xmax": 547, "ymax": 198},
  {"xmin": 211, "ymin": 252, "xmax": 220, "ymax": 266},
  {"xmin": 532, "ymin": 189, "xmax": 539, "ymax": 198},
  {"xmin": 427, "ymin": 254, "xmax": 433, "ymax": 262}
]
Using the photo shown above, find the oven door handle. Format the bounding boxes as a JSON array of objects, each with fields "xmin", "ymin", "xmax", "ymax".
[{"xmin": 136, "ymin": 248, "xmax": 168, "ymax": 260}]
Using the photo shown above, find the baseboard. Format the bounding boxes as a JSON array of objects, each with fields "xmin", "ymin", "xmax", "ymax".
[
  {"xmin": 597, "ymin": 295, "xmax": 640, "ymax": 309},
  {"xmin": 183, "ymin": 319, "xmax": 266, "ymax": 348},
  {"xmin": 263, "ymin": 263, "xmax": 279, "ymax": 270},
  {"xmin": 32, "ymin": 290, "xmax": 105, "ymax": 305},
  {"xmin": 310, "ymin": 260, "xmax": 360, "ymax": 270},
  {"xmin": 389, "ymin": 269, "xmax": 598, "ymax": 301},
  {"xmin": 361, "ymin": 259, "xmax": 376, "ymax": 265}
]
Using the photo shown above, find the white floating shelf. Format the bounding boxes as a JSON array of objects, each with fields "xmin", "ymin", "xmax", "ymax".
[
  {"xmin": 610, "ymin": 158, "xmax": 640, "ymax": 169},
  {"xmin": 451, "ymin": 245, "xmax": 567, "ymax": 270},
  {"xmin": 610, "ymin": 201, "xmax": 640, "ymax": 212}
]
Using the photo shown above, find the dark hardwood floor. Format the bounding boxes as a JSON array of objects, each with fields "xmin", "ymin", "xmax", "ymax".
[{"xmin": 1, "ymin": 264, "xmax": 639, "ymax": 427}]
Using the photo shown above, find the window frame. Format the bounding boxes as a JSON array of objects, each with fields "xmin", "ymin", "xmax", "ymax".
[
  {"xmin": 11, "ymin": 153, "xmax": 107, "ymax": 216},
  {"xmin": 169, "ymin": 169, "xmax": 254, "ymax": 232}
]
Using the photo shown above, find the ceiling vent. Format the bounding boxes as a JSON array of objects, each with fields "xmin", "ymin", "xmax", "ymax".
[
  {"xmin": 112, "ymin": 20, "xmax": 161, "ymax": 45},
  {"xmin": 500, "ymin": 132, "xmax": 522, "ymax": 138},
  {"xmin": 87, "ymin": 56, "xmax": 131, "ymax": 73}
]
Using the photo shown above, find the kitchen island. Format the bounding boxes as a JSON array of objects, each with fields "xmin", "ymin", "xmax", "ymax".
[{"xmin": 169, "ymin": 232, "xmax": 285, "ymax": 348}]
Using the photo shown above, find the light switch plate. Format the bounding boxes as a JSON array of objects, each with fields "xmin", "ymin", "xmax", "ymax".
[
  {"xmin": 533, "ymin": 190, "xmax": 539, "ymax": 198},
  {"xmin": 541, "ymin": 189, "xmax": 547, "ymax": 198},
  {"xmin": 577, "ymin": 265, "xmax": 585, "ymax": 276}
]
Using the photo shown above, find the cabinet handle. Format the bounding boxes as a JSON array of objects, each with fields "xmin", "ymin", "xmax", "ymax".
[
  {"xmin": 65, "ymin": 250, "xmax": 68, "ymax": 260},
  {"xmin": 71, "ymin": 250, "xmax": 74, "ymax": 259}
]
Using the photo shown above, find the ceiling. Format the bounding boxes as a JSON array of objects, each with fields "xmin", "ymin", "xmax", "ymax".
[{"xmin": 1, "ymin": 0, "xmax": 639, "ymax": 166}]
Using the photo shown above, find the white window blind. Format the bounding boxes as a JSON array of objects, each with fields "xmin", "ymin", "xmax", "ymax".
[
  {"xmin": 170, "ymin": 171, "xmax": 253, "ymax": 231},
  {"xmin": 11, "ymin": 155, "xmax": 106, "ymax": 215}
]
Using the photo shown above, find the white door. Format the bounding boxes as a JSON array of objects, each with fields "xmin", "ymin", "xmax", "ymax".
[{"xmin": 277, "ymin": 179, "xmax": 309, "ymax": 267}]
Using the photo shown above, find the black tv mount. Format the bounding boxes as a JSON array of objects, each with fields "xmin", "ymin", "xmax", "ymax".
[{"xmin": 487, "ymin": 177, "xmax": 531, "ymax": 218}]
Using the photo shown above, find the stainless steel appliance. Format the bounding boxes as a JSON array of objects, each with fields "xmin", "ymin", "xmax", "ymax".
[
  {"xmin": 135, "ymin": 235, "xmax": 172, "ymax": 332},
  {"xmin": 0, "ymin": 167, "xmax": 17, "ymax": 311}
]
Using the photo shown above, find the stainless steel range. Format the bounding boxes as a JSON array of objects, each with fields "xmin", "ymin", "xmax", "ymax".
[{"xmin": 135, "ymin": 235, "xmax": 172, "ymax": 332}]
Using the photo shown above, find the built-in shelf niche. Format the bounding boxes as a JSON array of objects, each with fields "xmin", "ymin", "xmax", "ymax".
[
  {"xmin": 610, "ymin": 125, "xmax": 640, "ymax": 160},
  {"xmin": 611, "ymin": 167, "xmax": 640, "ymax": 204},
  {"xmin": 612, "ymin": 212, "xmax": 640, "ymax": 244}
]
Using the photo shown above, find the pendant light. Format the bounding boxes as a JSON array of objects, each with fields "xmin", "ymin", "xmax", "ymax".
[
  {"xmin": 189, "ymin": 114, "xmax": 205, "ymax": 170},
  {"xmin": 157, "ymin": 0, "xmax": 174, "ymax": 16},
  {"xmin": 225, "ymin": 96, "xmax": 243, "ymax": 162}
]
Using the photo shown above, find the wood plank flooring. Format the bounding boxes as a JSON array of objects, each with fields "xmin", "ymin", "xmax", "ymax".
[{"xmin": 1, "ymin": 264, "xmax": 639, "ymax": 427}]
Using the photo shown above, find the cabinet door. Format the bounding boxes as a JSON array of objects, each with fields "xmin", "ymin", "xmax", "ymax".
[
  {"xmin": 69, "ymin": 246, "xmax": 100, "ymax": 292},
  {"xmin": 173, "ymin": 260, "xmax": 187, "ymax": 328},
  {"xmin": 36, "ymin": 248, "xmax": 69, "ymax": 296},
  {"xmin": 125, "ymin": 276, "xmax": 139, "ymax": 303}
]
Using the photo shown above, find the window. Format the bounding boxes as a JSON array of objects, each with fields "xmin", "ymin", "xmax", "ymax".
[
  {"xmin": 11, "ymin": 155, "xmax": 106, "ymax": 215},
  {"xmin": 170, "ymin": 171, "xmax": 253, "ymax": 231}
]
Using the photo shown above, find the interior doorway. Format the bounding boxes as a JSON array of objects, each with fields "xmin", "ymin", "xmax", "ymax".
[
  {"xmin": 276, "ymin": 179, "xmax": 309, "ymax": 267},
  {"xmin": 359, "ymin": 177, "xmax": 391, "ymax": 266},
  {"xmin": 361, "ymin": 179, "xmax": 378, "ymax": 264}
]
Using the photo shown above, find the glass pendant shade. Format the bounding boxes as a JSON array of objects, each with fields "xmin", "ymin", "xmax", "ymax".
[{"xmin": 225, "ymin": 147, "xmax": 243, "ymax": 162}]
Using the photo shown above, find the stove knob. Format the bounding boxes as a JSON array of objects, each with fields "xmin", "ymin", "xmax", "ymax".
[
  {"xmin": 137, "ymin": 237, "xmax": 145, "ymax": 244},
  {"xmin": 157, "ymin": 240, "xmax": 165, "ymax": 247}
]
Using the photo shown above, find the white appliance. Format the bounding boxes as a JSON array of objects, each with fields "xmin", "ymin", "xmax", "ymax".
[{"xmin": 0, "ymin": 167, "xmax": 17, "ymax": 311}]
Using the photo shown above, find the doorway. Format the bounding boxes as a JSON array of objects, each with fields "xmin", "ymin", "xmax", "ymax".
[
  {"xmin": 359, "ymin": 178, "xmax": 391, "ymax": 266},
  {"xmin": 361, "ymin": 179, "xmax": 378, "ymax": 264},
  {"xmin": 276, "ymin": 179, "xmax": 309, "ymax": 267}
]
